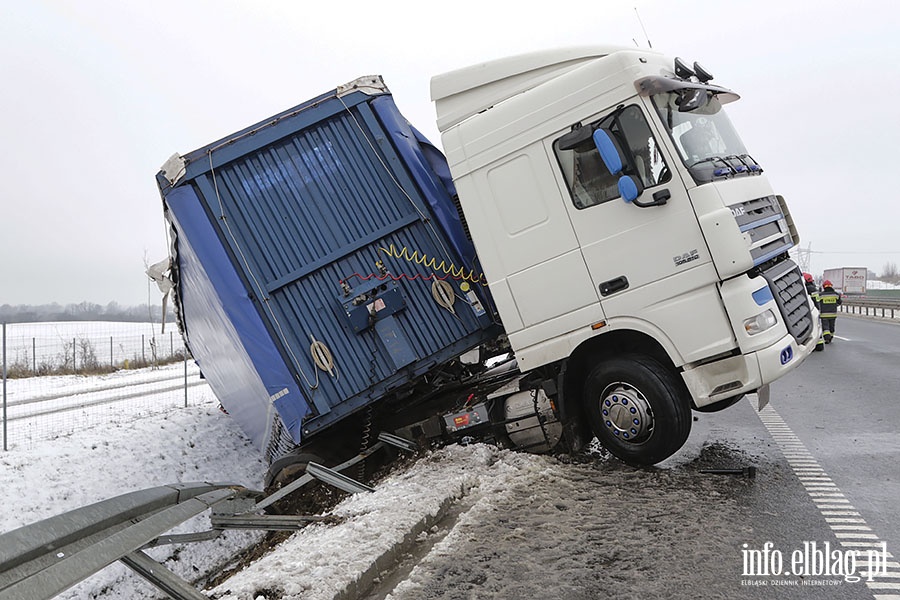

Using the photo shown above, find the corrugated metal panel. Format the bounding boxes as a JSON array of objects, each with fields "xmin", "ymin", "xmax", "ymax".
[{"xmin": 161, "ymin": 83, "xmax": 495, "ymax": 447}]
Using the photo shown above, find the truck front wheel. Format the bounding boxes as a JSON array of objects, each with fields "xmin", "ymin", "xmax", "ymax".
[{"xmin": 582, "ymin": 355, "xmax": 691, "ymax": 466}]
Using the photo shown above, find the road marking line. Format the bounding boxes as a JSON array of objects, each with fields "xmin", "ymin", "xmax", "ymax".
[
  {"xmin": 835, "ymin": 335, "xmax": 852, "ymax": 341},
  {"xmin": 827, "ymin": 518, "xmax": 868, "ymax": 523},
  {"xmin": 753, "ymin": 399, "xmax": 894, "ymax": 597},
  {"xmin": 842, "ymin": 541, "xmax": 890, "ymax": 548}
]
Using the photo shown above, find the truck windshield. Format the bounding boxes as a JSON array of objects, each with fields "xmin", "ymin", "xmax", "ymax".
[{"xmin": 651, "ymin": 92, "xmax": 758, "ymax": 183}]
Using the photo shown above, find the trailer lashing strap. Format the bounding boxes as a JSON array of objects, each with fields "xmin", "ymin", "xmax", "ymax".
[{"xmin": 0, "ymin": 483, "xmax": 245, "ymax": 600}]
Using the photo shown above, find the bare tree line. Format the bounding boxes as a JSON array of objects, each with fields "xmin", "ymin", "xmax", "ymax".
[
  {"xmin": 0, "ymin": 302, "xmax": 175, "ymax": 324},
  {"xmin": 883, "ymin": 261, "xmax": 900, "ymax": 284}
]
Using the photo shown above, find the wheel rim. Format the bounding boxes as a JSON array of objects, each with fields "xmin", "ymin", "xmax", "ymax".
[{"xmin": 598, "ymin": 381, "xmax": 654, "ymax": 444}]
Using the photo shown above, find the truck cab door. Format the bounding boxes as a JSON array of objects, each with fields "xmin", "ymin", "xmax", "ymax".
[{"xmin": 551, "ymin": 100, "xmax": 732, "ymax": 363}]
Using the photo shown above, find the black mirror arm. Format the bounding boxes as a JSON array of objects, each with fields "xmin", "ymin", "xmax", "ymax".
[{"xmin": 631, "ymin": 188, "xmax": 671, "ymax": 208}]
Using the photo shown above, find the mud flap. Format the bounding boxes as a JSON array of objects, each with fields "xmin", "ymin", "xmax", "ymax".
[{"xmin": 756, "ymin": 384, "xmax": 771, "ymax": 411}]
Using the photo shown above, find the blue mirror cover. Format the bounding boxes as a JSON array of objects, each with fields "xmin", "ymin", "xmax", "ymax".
[
  {"xmin": 592, "ymin": 129, "xmax": 623, "ymax": 175},
  {"xmin": 618, "ymin": 175, "xmax": 639, "ymax": 203}
]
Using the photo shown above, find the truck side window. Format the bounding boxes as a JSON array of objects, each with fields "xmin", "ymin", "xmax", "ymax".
[{"xmin": 554, "ymin": 105, "xmax": 671, "ymax": 210}]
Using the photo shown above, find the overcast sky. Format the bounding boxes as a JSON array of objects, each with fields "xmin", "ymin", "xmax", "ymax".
[{"xmin": 2, "ymin": 0, "xmax": 898, "ymax": 307}]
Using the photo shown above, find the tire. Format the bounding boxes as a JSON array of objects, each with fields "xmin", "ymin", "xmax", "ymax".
[
  {"xmin": 582, "ymin": 354, "xmax": 691, "ymax": 466},
  {"xmin": 264, "ymin": 451, "xmax": 324, "ymax": 490}
]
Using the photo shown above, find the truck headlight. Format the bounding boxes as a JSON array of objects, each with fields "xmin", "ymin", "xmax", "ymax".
[{"xmin": 744, "ymin": 309, "xmax": 777, "ymax": 335}]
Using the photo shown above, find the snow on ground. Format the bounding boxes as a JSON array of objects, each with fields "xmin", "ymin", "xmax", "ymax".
[
  {"xmin": 1, "ymin": 372, "xmax": 570, "ymax": 600},
  {"xmin": 0, "ymin": 382, "xmax": 267, "ymax": 599}
]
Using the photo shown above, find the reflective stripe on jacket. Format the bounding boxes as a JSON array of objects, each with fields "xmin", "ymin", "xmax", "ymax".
[{"xmin": 819, "ymin": 289, "xmax": 841, "ymax": 316}]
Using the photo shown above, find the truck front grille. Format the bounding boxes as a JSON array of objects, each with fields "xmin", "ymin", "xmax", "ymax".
[
  {"xmin": 731, "ymin": 195, "xmax": 793, "ymax": 265},
  {"xmin": 761, "ymin": 260, "xmax": 812, "ymax": 344}
]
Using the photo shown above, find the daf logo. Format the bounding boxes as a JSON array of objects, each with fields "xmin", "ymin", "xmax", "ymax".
[
  {"xmin": 730, "ymin": 206, "xmax": 746, "ymax": 217},
  {"xmin": 779, "ymin": 346, "xmax": 793, "ymax": 365},
  {"xmin": 673, "ymin": 249, "xmax": 699, "ymax": 266}
]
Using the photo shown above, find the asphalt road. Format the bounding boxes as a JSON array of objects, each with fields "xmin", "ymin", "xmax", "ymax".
[
  {"xmin": 364, "ymin": 315, "xmax": 900, "ymax": 600},
  {"xmin": 772, "ymin": 315, "xmax": 900, "ymax": 576}
]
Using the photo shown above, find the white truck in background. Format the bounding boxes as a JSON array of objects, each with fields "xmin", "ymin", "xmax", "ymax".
[{"xmin": 823, "ymin": 267, "xmax": 868, "ymax": 295}]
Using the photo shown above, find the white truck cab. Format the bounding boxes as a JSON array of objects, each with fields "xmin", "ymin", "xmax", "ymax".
[{"xmin": 432, "ymin": 46, "xmax": 820, "ymax": 464}]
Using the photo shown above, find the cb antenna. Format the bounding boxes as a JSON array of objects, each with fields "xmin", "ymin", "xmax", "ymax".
[{"xmin": 634, "ymin": 7, "xmax": 653, "ymax": 48}]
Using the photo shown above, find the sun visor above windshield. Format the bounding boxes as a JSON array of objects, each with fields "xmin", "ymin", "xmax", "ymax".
[{"xmin": 635, "ymin": 76, "xmax": 740, "ymax": 104}]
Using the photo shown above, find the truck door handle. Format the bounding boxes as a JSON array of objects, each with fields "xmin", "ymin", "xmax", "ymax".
[
  {"xmin": 600, "ymin": 276, "xmax": 629, "ymax": 297},
  {"xmin": 632, "ymin": 189, "xmax": 670, "ymax": 208}
]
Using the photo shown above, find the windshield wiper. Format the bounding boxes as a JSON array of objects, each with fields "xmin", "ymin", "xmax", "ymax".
[
  {"xmin": 723, "ymin": 154, "xmax": 763, "ymax": 174},
  {"xmin": 689, "ymin": 155, "xmax": 763, "ymax": 179},
  {"xmin": 689, "ymin": 156, "xmax": 733, "ymax": 171}
]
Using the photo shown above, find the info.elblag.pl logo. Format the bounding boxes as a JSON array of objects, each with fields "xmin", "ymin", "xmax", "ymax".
[{"xmin": 741, "ymin": 541, "xmax": 889, "ymax": 584}]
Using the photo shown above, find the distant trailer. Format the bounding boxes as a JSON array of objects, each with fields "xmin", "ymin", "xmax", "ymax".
[{"xmin": 823, "ymin": 267, "xmax": 868, "ymax": 295}]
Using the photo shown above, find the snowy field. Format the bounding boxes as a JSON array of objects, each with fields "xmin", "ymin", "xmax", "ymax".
[
  {"xmin": 2, "ymin": 361, "xmax": 204, "ymax": 449},
  {"xmin": 2, "ymin": 321, "xmax": 182, "ymax": 372}
]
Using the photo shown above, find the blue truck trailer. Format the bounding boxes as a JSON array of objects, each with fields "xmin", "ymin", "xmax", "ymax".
[{"xmin": 156, "ymin": 77, "xmax": 507, "ymax": 469}]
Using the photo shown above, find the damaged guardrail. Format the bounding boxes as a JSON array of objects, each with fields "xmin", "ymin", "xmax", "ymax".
[
  {"xmin": 0, "ymin": 482, "xmax": 249, "ymax": 600},
  {"xmin": 0, "ymin": 434, "xmax": 416, "ymax": 600}
]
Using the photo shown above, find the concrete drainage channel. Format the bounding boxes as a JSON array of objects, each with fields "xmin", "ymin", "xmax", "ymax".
[{"xmin": 339, "ymin": 489, "xmax": 475, "ymax": 600}]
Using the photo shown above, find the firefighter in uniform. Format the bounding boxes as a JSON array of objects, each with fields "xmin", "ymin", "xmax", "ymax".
[
  {"xmin": 804, "ymin": 273, "xmax": 825, "ymax": 351},
  {"xmin": 818, "ymin": 279, "xmax": 842, "ymax": 343}
]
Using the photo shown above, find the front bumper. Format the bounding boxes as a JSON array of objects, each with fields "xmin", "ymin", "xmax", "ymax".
[{"xmin": 681, "ymin": 315, "xmax": 820, "ymax": 408}]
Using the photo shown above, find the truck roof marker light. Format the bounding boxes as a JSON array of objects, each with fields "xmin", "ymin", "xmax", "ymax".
[
  {"xmin": 714, "ymin": 167, "xmax": 730, "ymax": 177},
  {"xmin": 591, "ymin": 320, "xmax": 607, "ymax": 330}
]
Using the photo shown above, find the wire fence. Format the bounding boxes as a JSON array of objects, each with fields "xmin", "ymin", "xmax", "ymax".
[{"xmin": 1, "ymin": 321, "xmax": 214, "ymax": 450}]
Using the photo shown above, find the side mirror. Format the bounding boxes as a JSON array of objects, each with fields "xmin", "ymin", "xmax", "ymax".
[
  {"xmin": 593, "ymin": 129, "xmax": 644, "ymax": 203},
  {"xmin": 592, "ymin": 129, "xmax": 625, "ymax": 175},
  {"xmin": 617, "ymin": 175, "xmax": 644, "ymax": 203}
]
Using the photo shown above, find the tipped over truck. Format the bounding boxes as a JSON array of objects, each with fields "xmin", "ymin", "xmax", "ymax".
[{"xmin": 154, "ymin": 46, "xmax": 820, "ymax": 476}]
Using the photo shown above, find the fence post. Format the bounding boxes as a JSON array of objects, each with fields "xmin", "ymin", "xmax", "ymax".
[
  {"xmin": 73, "ymin": 337, "xmax": 77, "ymax": 374},
  {"xmin": 142, "ymin": 334, "xmax": 146, "ymax": 365},
  {"xmin": 32, "ymin": 337, "xmax": 36, "ymax": 374},
  {"xmin": 184, "ymin": 346, "xmax": 188, "ymax": 408},
  {"xmin": 3, "ymin": 323, "xmax": 7, "ymax": 451},
  {"xmin": 110, "ymin": 336, "xmax": 114, "ymax": 368},
  {"xmin": 170, "ymin": 331, "xmax": 174, "ymax": 358}
]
